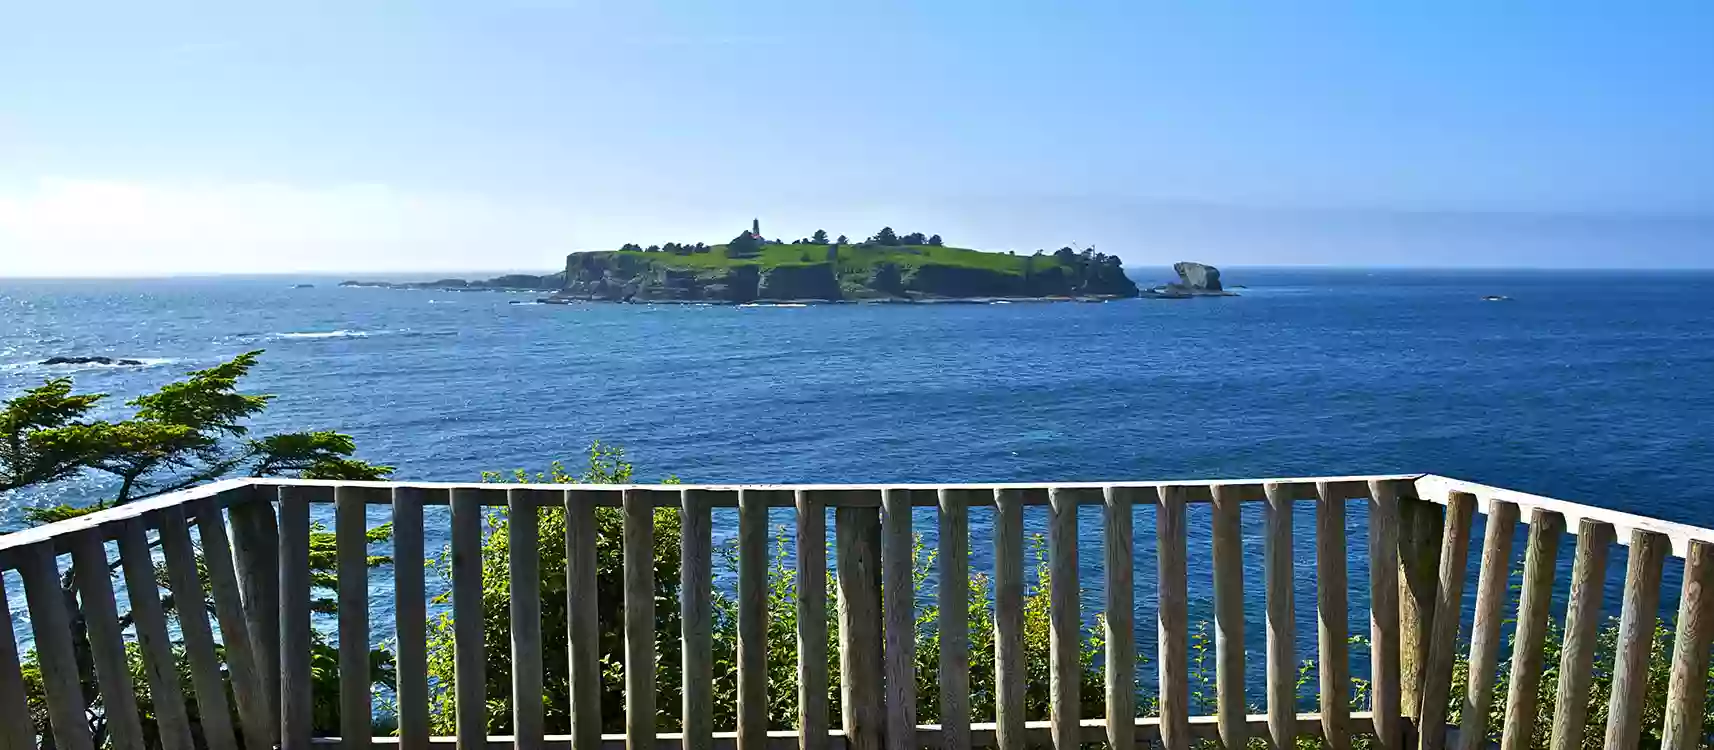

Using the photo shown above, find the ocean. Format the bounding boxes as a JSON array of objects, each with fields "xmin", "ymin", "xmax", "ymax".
[{"xmin": 4, "ymin": 267, "xmax": 1714, "ymax": 684}]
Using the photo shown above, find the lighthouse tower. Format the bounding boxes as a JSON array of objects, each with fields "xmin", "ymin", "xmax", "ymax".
[{"xmin": 751, "ymin": 218, "xmax": 761, "ymax": 239}]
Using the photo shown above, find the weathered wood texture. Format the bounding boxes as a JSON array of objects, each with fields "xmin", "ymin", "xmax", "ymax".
[
  {"xmin": 567, "ymin": 491, "xmax": 604, "ymax": 750},
  {"xmin": 280, "ymin": 486, "xmax": 320, "ymax": 750},
  {"xmin": 117, "ymin": 518, "xmax": 196, "ymax": 750},
  {"xmin": 160, "ymin": 506, "xmax": 239, "ymax": 750},
  {"xmin": 452, "ymin": 488, "xmax": 489, "ymax": 749},
  {"xmin": 1498, "ymin": 510, "xmax": 1564, "ymax": 750},
  {"xmin": 1454, "ymin": 500, "xmax": 1519, "ymax": 750},
  {"xmin": 0, "ymin": 571, "xmax": 37, "ymax": 750},
  {"xmin": 882, "ymin": 489, "xmax": 917, "ymax": 750},
  {"xmin": 70, "ymin": 531, "xmax": 146, "ymax": 750},
  {"xmin": 940, "ymin": 489, "xmax": 974, "ymax": 750},
  {"xmin": 1155, "ymin": 486, "xmax": 1191, "ymax": 750},
  {"xmin": 1416, "ymin": 491, "xmax": 1475, "ymax": 750},
  {"xmin": 394, "ymin": 487, "xmax": 431, "ymax": 750},
  {"xmin": 1103, "ymin": 486, "xmax": 1137, "ymax": 750},
  {"xmin": 1315, "ymin": 482, "xmax": 1352, "ymax": 750},
  {"xmin": 1367, "ymin": 480, "xmax": 1403, "ymax": 750},
  {"xmin": 1548, "ymin": 519, "xmax": 1614, "ymax": 750},
  {"xmin": 796, "ymin": 491, "xmax": 830, "ymax": 750},
  {"xmin": 1210, "ymin": 484, "xmax": 1247, "ymax": 749},
  {"xmin": 992, "ymin": 489, "xmax": 1028, "ymax": 750},
  {"xmin": 511, "ymin": 489, "xmax": 546, "ymax": 750},
  {"xmin": 738, "ymin": 488, "xmax": 770, "ymax": 750},
  {"xmin": 336, "ymin": 487, "xmax": 374, "ymax": 749},
  {"xmin": 1397, "ymin": 497, "xmax": 1445, "ymax": 720},
  {"xmin": 624, "ymin": 489, "xmax": 660, "ymax": 750},
  {"xmin": 836, "ymin": 505, "xmax": 884, "ymax": 750},
  {"xmin": 229, "ymin": 489, "xmax": 282, "ymax": 742},
  {"xmin": 20, "ymin": 543, "xmax": 94, "ymax": 750},
  {"xmin": 682, "ymin": 490, "xmax": 714, "ymax": 750},
  {"xmin": 1263, "ymin": 483, "xmax": 1298, "ymax": 750},
  {"xmin": 197, "ymin": 496, "xmax": 273, "ymax": 750},
  {"xmin": 1661, "ymin": 540, "xmax": 1714, "ymax": 750},
  {"xmin": 1601, "ymin": 529, "xmax": 1668, "ymax": 750},
  {"xmin": 1048, "ymin": 487, "xmax": 1084, "ymax": 750}
]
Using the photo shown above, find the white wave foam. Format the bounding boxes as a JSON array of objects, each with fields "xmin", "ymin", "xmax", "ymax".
[{"xmin": 274, "ymin": 330, "xmax": 373, "ymax": 340}]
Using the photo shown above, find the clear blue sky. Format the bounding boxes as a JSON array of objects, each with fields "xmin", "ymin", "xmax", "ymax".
[{"xmin": 3, "ymin": 1, "xmax": 1711, "ymax": 275}]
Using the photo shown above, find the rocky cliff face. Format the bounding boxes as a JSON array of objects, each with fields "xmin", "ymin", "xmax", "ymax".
[
  {"xmin": 559, "ymin": 250, "xmax": 1139, "ymax": 302},
  {"xmin": 758, "ymin": 263, "xmax": 841, "ymax": 300}
]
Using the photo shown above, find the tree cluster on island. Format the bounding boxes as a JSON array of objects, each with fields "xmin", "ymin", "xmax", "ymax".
[{"xmin": 616, "ymin": 225, "xmax": 946, "ymax": 260}]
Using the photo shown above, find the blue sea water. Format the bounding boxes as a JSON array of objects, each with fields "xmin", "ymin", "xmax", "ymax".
[{"xmin": 4, "ymin": 268, "xmax": 1713, "ymax": 699}]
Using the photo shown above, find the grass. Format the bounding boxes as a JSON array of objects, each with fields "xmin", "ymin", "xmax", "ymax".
[{"xmin": 609, "ymin": 243, "xmax": 1066, "ymax": 275}]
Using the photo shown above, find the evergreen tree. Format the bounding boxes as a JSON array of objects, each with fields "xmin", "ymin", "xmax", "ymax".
[
  {"xmin": 872, "ymin": 227, "xmax": 900, "ymax": 245},
  {"xmin": 900, "ymin": 231, "xmax": 927, "ymax": 245},
  {"xmin": 928, "ymin": 234, "xmax": 943, "ymax": 246},
  {"xmin": 812, "ymin": 229, "xmax": 829, "ymax": 244},
  {"xmin": 836, "ymin": 234, "xmax": 849, "ymax": 245}
]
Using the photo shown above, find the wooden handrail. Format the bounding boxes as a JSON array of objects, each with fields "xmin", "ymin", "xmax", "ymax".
[{"xmin": 2, "ymin": 473, "xmax": 1713, "ymax": 750}]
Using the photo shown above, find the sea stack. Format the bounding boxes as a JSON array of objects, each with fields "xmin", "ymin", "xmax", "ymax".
[{"xmin": 1172, "ymin": 261, "xmax": 1223, "ymax": 292}]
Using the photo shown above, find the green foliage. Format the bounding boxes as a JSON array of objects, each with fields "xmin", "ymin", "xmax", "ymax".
[
  {"xmin": 811, "ymin": 229, "xmax": 829, "ymax": 244},
  {"xmin": 428, "ymin": 442, "xmax": 682, "ymax": 736},
  {"xmin": 871, "ymin": 227, "xmax": 900, "ymax": 246},
  {"xmin": 0, "ymin": 377, "xmax": 112, "ymax": 491},
  {"xmin": 3, "ymin": 352, "xmax": 393, "ymax": 745}
]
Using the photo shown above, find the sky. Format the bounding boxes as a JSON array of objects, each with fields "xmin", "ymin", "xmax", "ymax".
[{"xmin": 2, "ymin": 1, "xmax": 1712, "ymax": 276}]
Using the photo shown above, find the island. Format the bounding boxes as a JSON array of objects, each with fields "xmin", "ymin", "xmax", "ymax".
[{"xmin": 345, "ymin": 221, "xmax": 1140, "ymax": 303}]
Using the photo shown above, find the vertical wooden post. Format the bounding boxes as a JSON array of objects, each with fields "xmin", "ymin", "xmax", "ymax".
[
  {"xmin": 1661, "ymin": 540, "xmax": 1714, "ymax": 750},
  {"xmin": 1156, "ymin": 486, "xmax": 1190, "ymax": 750},
  {"xmin": 1416, "ymin": 491, "xmax": 1475, "ymax": 750},
  {"xmin": 1315, "ymin": 482, "xmax": 1352, "ymax": 750},
  {"xmin": 796, "ymin": 491, "xmax": 830, "ymax": 750},
  {"xmin": 393, "ymin": 487, "xmax": 430, "ymax": 750},
  {"xmin": 1498, "ymin": 510, "xmax": 1563, "ymax": 750},
  {"xmin": 837, "ymin": 504, "xmax": 884, "ymax": 750},
  {"xmin": 0, "ymin": 571, "xmax": 37, "ymax": 750},
  {"xmin": 335, "ymin": 487, "xmax": 373, "ymax": 749},
  {"xmin": 738, "ymin": 488, "xmax": 770, "ymax": 750},
  {"xmin": 20, "ymin": 543, "xmax": 94, "ymax": 750},
  {"xmin": 623, "ymin": 488, "xmax": 658, "ymax": 750},
  {"xmin": 993, "ymin": 489, "xmax": 1027, "ymax": 750},
  {"xmin": 941, "ymin": 489, "xmax": 973, "ymax": 750},
  {"xmin": 197, "ymin": 497, "xmax": 272, "ymax": 750},
  {"xmin": 1454, "ymin": 500, "xmax": 1519, "ymax": 750},
  {"xmin": 279, "ymin": 486, "xmax": 317, "ymax": 750},
  {"xmin": 229, "ymin": 487, "xmax": 282, "ymax": 743},
  {"xmin": 682, "ymin": 490, "xmax": 715, "ymax": 750},
  {"xmin": 1397, "ymin": 496, "xmax": 1445, "ymax": 720},
  {"xmin": 510, "ymin": 488, "xmax": 545, "ymax": 750},
  {"xmin": 118, "ymin": 518, "xmax": 195, "ymax": 750},
  {"xmin": 1048, "ymin": 487, "xmax": 1083, "ymax": 750},
  {"xmin": 1263, "ymin": 483, "xmax": 1298, "ymax": 750},
  {"xmin": 567, "ymin": 491, "xmax": 604, "ymax": 750},
  {"xmin": 1210, "ymin": 484, "xmax": 1247, "ymax": 750},
  {"xmin": 160, "ymin": 506, "xmax": 239, "ymax": 750},
  {"xmin": 1103, "ymin": 486, "xmax": 1136, "ymax": 750},
  {"xmin": 451, "ymin": 487, "xmax": 488, "ymax": 750},
  {"xmin": 70, "ymin": 530, "xmax": 146, "ymax": 750},
  {"xmin": 1548, "ymin": 519, "xmax": 1613, "ymax": 750},
  {"xmin": 1601, "ymin": 529, "xmax": 1668, "ymax": 750},
  {"xmin": 1367, "ymin": 480, "xmax": 1403, "ymax": 750},
  {"xmin": 882, "ymin": 488, "xmax": 917, "ymax": 750}
]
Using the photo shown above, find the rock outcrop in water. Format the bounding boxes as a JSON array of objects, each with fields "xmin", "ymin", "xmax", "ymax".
[
  {"xmin": 42, "ymin": 356, "xmax": 145, "ymax": 366},
  {"xmin": 1141, "ymin": 261, "xmax": 1237, "ymax": 298},
  {"xmin": 339, "ymin": 272, "xmax": 565, "ymax": 291}
]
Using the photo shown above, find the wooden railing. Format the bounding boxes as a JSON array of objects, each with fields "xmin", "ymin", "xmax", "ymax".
[{"xmin": 1, "ymin": 474, "xmax": 1711, "ymax": 750}]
